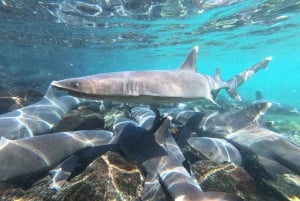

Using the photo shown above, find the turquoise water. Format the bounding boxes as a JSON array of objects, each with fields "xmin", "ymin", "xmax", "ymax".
[
  {"xmin": 0, "ymin": 0, "xmax": 299, "ymax": 107},
  {"xmin": 0, "ymin": 1, "xmax": 300, "ymax": 200}
]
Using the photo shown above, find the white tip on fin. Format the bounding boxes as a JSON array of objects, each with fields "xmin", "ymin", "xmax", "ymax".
[
  {"xmin": 265, "ymin": 56, "xmax": 272, "ymax": 61},
  {"xmin": 193, "ymin": 45, "xmax": 199, "ymax": 52},
  {"xmin": 178, "ymin": 46, "xmax": 199, "ymax": 72}
]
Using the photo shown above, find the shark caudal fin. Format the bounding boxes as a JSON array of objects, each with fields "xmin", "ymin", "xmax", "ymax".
[
  {"xmin": 210, "ymin": 67, "xmax": 230, "ymax": 101},
  {"xmin": 226, "ymin": 57, "xmax": 272, "ymax": 101}
]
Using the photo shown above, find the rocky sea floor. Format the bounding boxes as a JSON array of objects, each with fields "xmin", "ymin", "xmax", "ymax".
[{"xmin": 0, "ymin": 87, "xmax": 299, "ymax": 201}]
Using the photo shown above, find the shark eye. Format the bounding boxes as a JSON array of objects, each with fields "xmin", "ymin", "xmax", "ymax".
[{"xmin": 70, "ymin": 81, "xmax": 80, "ymax": 89}]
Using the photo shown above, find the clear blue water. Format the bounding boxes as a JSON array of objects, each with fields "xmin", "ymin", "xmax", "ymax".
[
  {"xmin": 0, "ymin": 0, "xmax": 299, "ymax": 108},
  {"xmin": 0, "ymin": 1, "xmax": 300, "ymax": 199}
]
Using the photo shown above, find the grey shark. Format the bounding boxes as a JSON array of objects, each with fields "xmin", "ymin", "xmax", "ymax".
[
  {"xmin": 117, "ymin": 113, "xmax": 243, "ymax": 201},
  {"xmin": 0, "ymin": 86, "xmax": 86, "ymax": 139},
  {"xmin": 254, "ymin": 90, "xmax": 300, "ymax": 116},
  {"xmin": 112, "ymin": 116, "xmax": 168, "ymax": 201},
  {"xmin": 131, "ymin": 106, "xmax": 242, "ymax": 165},
  {"xmin": 51, "ymin": 46, "xmax": 271, "ymax": 105},
  {"xmin": 197, "ymin": 102, "xmax": 300, "ymax": 176},
  {"xmin": 0, "ymin": 130, "xmax": 115, "ymax": 183},
  {"xmin": 187, "ymin": 137, "xmax": 242, "ymax": 165}
]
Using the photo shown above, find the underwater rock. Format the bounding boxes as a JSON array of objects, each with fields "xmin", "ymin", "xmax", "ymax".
[
  {"xmin": 52, "ymin": 102, "xmax": 105, "ymax": 132},
  {"xmin": 264, "ymin": 114, "xmax": 300, "ymax": 145},
  {"xmin": 0, "ymin": 88, "xmax": 43, "ymax": 114},
  {"xmin": 262, "ymin": 174, "xmax": 300, "ymax": 201},
  {"xmin": 242, "ymin": 154, "xmax": 300, "ymax": 201},
  {"xmin": 191, "ymin": 160, "xmax": 256, "ymax": 201},
  {"xmin": 0, "ymin": 97, "xmax": 19, "ymax": 114},
  {"xmin": 57, "ymin": 151, "xmax": 143, "ymax": 201},
  {"xmin": 0, "ymin": 151, "xmax": 143, "ymax": 201}
]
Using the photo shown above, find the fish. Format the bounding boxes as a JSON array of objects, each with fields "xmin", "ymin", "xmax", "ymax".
[
  {"xmin": 131, "ymin": 106, "xmax": 242, "ymax": 165},
  {"xmin": 0, "ymin": 86, "xmax": 86, "ymax": 139},
  {"xmin": 51, "ymin": 46, "xmax": 271, "ymax": 105},
  {"xmin": 0, "ymin": 130, "xmax": 115, "ymax": 183},
  {"xmin": 117, "ymin": 115, "xmax": 243, "ymax": 201},
  {"xmin": 113, "ymin": 116, "xmax": 169, "ymax": 201},
  {"xmin": 198, "ymin": 102, "xmax": 300, "ymax": 176},
  {"xmin": 130, "ymin": 107, "xmax": 188, "ymax": 164},
  {"xmin": 225, "ymin": 56, "xmax": 272, "ymax": 101},
  {"xmin": 254, "ymin": 90, "xmax": 300, "ymax": 116},
  {"xmin": 187, "ymin": 137, "xmax": 242, "ymax": 165}
]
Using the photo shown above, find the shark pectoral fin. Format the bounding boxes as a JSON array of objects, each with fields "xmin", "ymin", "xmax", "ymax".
[
  {"xmin": 208, "ymin": 95, "xmax": 221, "ymax": 106},
  {"xmin": 49, "ymin": 155, "xmax": 79, "ymax": 190},
  {"xmin": 154, "ymin": 117, "xmax": 172, "ymax": 146},
  {"xmin": 199, "ymin": 191, "xmax": 244, "ymax": 201},
  {"xmin": 178, "ymin": 46, "xmax": 198, "ymax": 72}
]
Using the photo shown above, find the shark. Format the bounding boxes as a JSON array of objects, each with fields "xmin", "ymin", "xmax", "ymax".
[
  {"xmin": 0, "ymin": 130, "xmax": 116, "ymax": 185},
  {"xmin": 140, "ymin": 106, "xmax": 243, "ymax": 166},
  {"xmin": 0, "ymin": 86, "xmax": 86, "ymax": 140},
  {"xmin": 189, "ymin": 102, "xmax": 300, "ymax": 176},
  {"xmin": 187, "ymin": 136, "xmax": 242, "ymax": 165},
  {"xmin": 130, "ymin": 106, "xmax": 157, "ymax": 130},
  {"xmin": 51, "ymin": 46, "xmax": 271, "ymax": 105},
  {"xmin": 116, "ymin": 107, "xmax": 243, "ymax": 201},
  {"xmin": 253, "ymin": 90, "xmax": 300, "ymax": 116}
]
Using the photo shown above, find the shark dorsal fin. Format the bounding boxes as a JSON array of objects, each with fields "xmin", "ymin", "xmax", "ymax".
[
  {"xmin": 214, "ymin": 67, "xmax": 222, "ymax": 82},
  {"xmin": 178, "ymin": 46, "xmax": 198, "ymax": 72},
  {"xmin": 154, "ymin": 116, "xmax": 172, "ymax": 145}
]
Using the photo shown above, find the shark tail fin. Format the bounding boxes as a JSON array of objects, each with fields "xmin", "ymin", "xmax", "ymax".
[
  {"xmin": 226, "ymin": 77, "xmax": 242, "ymax": 101},
  {"xmin": 214, "ymin": 67, "xmax": 228, "ymax": 88},
  {"xmin": 211, "ymin": 67, "xmax": 230, "ymax": 100},
  {"xmin": 226, "ymin": 56, "xmax": 272, "ymax": 101},
  {"xmin": 252, "ymin": 56, "xmax": 272, "ymax": 71}
]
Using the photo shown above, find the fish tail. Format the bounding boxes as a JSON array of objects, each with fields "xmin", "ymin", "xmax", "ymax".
[
  {"xmin": 226, "ymin": 56, "xmax": 272, "ymax": 101},
  {"xmin": 226, "ymin": 76, "xmax": 241, "ymax": 101},
  {"xmin": 211, "ymin": 67, "xmax": 229, "ymax": 101}
]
